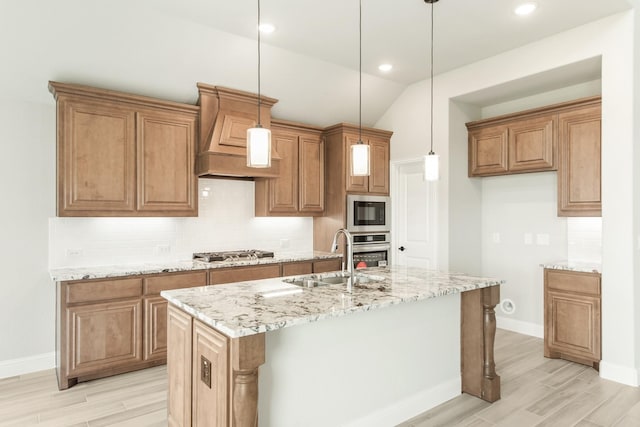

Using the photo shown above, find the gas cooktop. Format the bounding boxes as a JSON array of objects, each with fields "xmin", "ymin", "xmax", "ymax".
[{"xmin": 192, "ymin": 249, "xmax": 275, "ymax": 262}]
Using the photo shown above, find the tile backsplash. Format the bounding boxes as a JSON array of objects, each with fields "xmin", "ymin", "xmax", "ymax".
[
  {"xmin": 567, "ymin": 217, "xmax": 602, "ymax": 263},
  {"xmin": 49, "ymin": 179, "xmax": 313, "ymax": 268}
]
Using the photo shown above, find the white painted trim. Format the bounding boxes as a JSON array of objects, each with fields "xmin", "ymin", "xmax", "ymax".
[
  {"xmin": 496, "ymin": 316, "xmax": 544, "ymax": 339},
  {"xmin": 599, "ymin": 360, "xmax": 639, "ymax": 387},
  {"xmin": 0, "ymin": 352, "xmax": 55, "ymax": 379},
  {"xmin": 344, "ymin": 377, "xmax": 461, "ymax": 427}
]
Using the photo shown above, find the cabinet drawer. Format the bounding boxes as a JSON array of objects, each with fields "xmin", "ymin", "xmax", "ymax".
[
  {"xmin": 143, "ymin": 271, "xmax": 207, "ymax": 295},
  {"xmin": 281, "ymin": 262, "xmax": 313, "ymax": 277},
  {"xmin": 545, "ymin": 269, "xmax": 600, "ymax": 295},
  {"xmin": 66, "ymin": 278, "xmax": 143, "ymax": 304},
  {"xmin": 208, "ymin": 264, "xmax": 281, "ymax": 285},
  {"xmin": 313, "ymin": 258, "xmax": 342, "ymax": 273}
]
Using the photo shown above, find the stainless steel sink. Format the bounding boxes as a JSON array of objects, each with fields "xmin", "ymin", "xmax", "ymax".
[{"xmin": 283, "ymin": 272, "xmax": 384, "ymax": 288}]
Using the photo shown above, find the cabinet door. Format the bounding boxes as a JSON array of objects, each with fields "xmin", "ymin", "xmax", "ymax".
[
  {"xmin": 281, "ymin": 261, "xmax": 313, "ymax": 276},
  {"xmin": 345, "ymin": 134, "xmax": 369, "ymax": 193},
  {"xmin": 299, "ymin": 134, "xmax": 325, "ymax": 213},
  {"xmin": 66, "ymin": 299, "xmax": 142, "ymax": 376},
  {"xmin": 57, "ymin": 99, "xmax": 136, "ymax": 215},
  {"xmin": 193, "ymin": 320, "xmax": 228, "ymax": 427},
  {"xmin": 137, "ymin": 110, "xmax": 197, "ymax": 215},
  {"xmin": 508, "ymin": 115, "xmax": 555, "ymax": 173},
  {"xmin": 557, "ymin": 106, "xmax": 601, "ymax": 216},
  {"xmin": 468, "ymin": 126, "xmax": 508, "ymax": 176},
  {"xmin": 545, "ymin": 290, "xmax": 601, "ymax": 362},
  {"xmin": 268, "ymin": 132, "xmax": 299, "ymax": 213},
  {"xmin": 167, "ymin": 305, "xmax": 193, "ymax": 427},
  {"xmin": 369, "ymin": 137, "xmax": 390, "ymax": 194}
]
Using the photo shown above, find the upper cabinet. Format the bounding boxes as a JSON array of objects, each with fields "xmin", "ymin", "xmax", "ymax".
[
  {"xmin": 325, "ymin": 124, "xmax": 392, "ymax": 196},
  {"xmin": 196, "ymin": 84, "xmax": 280, "ymax": 179},
  {"xmin": 255, "ymin": 120, "xmax": 325, "ymax": 216},
  {"xmin": 466, "ymin": 96, "xmax": 601, "ymax": 217},
  {"xmin": 467, "ymin": 114, "xmax": 556, "ymax": 177},
  {"xmin": 49, "ymin": 81, "xmax": 198, "ymax": 217},
  {"xmin": 557, "ymin": 104, "xmax": 602, "ymax": 216}
]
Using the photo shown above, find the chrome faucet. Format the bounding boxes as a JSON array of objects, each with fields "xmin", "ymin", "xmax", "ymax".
[{"xmin": 330, "ymin": 228, "xmax": 354, "ymax": 292}]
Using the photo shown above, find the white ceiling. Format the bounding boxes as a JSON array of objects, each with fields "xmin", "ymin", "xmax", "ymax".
[{"xmin": 159, "ymin": 0, "xmax": 631, "ymax": 85}]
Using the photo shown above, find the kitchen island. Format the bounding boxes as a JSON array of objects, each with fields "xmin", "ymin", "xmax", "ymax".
[{"xmin": 161, "ymin": 267, "xmax": 504, "ymax": 427}]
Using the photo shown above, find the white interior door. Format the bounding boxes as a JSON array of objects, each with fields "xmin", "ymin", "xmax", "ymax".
[{"xmin": 392, "ymin": 159, "xmax": 437, "ymax": 268}]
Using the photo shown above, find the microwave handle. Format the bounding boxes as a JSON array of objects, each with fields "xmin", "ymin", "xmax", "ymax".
[{"xmin": 353, "ymin": 243, "xmax": 391, "ymax": 253}]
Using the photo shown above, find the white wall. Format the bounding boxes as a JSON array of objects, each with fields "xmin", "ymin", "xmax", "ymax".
[
  {"xmin": 377, "ymin": 12, "xmax": 638, "ymax": 385},
  {"xmin": 0, "ymin": 0, "xmax": 404, "ymax": 371},
  {"xmin": 49, "ymin": 179, "xmax": 312, "ymax": 268}
]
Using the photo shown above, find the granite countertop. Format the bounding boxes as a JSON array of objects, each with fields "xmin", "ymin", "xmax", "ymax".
[
  {"xmin": 161, "ymin": 266, "xmax": 505, "ymax": 338},
  {"xmin": 49, "ymin": 251, "xmax": 342, "ymax": 282},
  {"xmin": 541, "ymin": 260, "xmax": 602, "ymax": 274}
]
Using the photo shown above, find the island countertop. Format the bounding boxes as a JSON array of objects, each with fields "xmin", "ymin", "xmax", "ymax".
[{"xmin": 161, "ymin": 266, "xmax": 505, "ymax": 338}]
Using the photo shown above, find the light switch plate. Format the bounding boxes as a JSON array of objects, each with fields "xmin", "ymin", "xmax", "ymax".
[
  {"xmin": 524, "ymin": 233, "xmax": 533, "ymax": 245},
  {"xmin": 536, "ymin": 233, "xmax": 550, "ymax": 246}
]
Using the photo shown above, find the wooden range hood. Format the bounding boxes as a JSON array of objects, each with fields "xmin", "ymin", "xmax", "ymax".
[{"xmin": 196, "ymin": 83, "xmax": 281, "ymax": 178}]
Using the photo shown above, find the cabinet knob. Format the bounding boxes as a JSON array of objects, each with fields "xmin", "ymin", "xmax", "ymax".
[{"xmin": 398, "ymin": 246, "xmax": 406, "ymax": 252}]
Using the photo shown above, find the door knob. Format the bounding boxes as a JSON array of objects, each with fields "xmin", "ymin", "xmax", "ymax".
[{"xmin": 398, "ymin": 246, "xmax": 406, "ymax": 252}]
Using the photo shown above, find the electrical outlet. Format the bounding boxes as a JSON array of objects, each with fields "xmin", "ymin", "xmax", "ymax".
[
  {"xmin": 492, "ymin": 232, "xmax": 501, "ymax": 244},
  {"xmin": 157, "ymin": 244, "xmax": 171, "ymax": 254},
  {"xmin": 280, "ymin": 239, "xmax": 290, "ymax": 249},
  {"xmin": 524, "ymin": 233, "xmax": 533, "ymax": 245},
  {"xmin": 66, "ymin": 248, "xmax": 83, "ymax": 257}
]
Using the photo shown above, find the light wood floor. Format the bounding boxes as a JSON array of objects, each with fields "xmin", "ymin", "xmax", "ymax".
[{"xmin": 1, "ymin": 329, "xmax": 639, "ymax": 426}]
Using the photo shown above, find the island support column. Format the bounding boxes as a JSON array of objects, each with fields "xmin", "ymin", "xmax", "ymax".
[
  {"xmin": 461, "ymin": 285, "xmax": 501, "ymax": 402},
  {"xmin": 230, "ymin": 334, "xmax": 265, "ymax": 427}
]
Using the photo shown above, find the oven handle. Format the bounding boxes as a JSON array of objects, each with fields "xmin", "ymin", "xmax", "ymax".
[{"xmin": 352, "ymin": 243, "xmax": 391, "ymax": 253}]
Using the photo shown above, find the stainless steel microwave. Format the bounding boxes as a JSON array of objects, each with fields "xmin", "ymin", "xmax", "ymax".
[{"xmin": 346, "ymin": 195, "xmax": 391, "ymax": 233}]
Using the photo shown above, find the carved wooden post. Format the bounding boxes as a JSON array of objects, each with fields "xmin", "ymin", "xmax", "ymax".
[
  {"xmin": 461, "ymin": 285, "xmax": 501, "ymax": 403},
  {"xmin": 230, "ymin": 334, "xmax": 265, "ymax": 427}
]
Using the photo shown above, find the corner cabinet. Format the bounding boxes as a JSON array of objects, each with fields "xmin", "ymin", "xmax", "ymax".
[
  {"xmin": 544, "ymin": 268, "xmax": 601, "ymax": 369},
  {"xmin": 49, "ymin": 81, "xmax": 199, "ymax": 217},
  {"xmin": 255, "ymin": 120, "xmax": 325, "ymax": 216}
]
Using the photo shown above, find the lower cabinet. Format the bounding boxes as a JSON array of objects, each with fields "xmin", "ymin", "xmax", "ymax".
[
  {"xmin": 209, "ymin": 264, "xmax": 281, "ymax": 285},
  {"xmin": 313, "ymin": 258, "xmax": 342, "ymax": 273},
  {"xmin": 544, "ymin": 269, "xmax": 601, "ymax": 369}
]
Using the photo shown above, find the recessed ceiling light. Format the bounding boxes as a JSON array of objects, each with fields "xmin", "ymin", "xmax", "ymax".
[
  {"xmin": 258, "ymin": 23, "xmax": 276, "ymax": 33},
  {"xmin": 514, "ymin": 2, "xmax": 537, "ymax": 16},
  {"xmin": 378, "ymin": 64, "xmax": 393, "ymax": 72}
]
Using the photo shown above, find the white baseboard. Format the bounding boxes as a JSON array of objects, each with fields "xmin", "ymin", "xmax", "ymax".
[
  {"xmin": 599, "ymin": 360, "xmax": 639, "ymax": 387},
  {"xmin": 496, "ymin": 316, "xmax": 543, "ymax": 338},
  {"xmin": 0, "ymin": 352, "xmax": 55, "ymax": 379},
  {"xmin": 344, "ymin": 377, "xmax": 461, "ymax": 427}
]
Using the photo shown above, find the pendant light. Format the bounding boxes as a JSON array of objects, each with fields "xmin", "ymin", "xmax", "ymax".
[
  {"xmin": 246, "ymin": 0, "xmax": 271, "ymax": 168},
  {"xmin": 350, "ymin": 0, "xmax": 370, "ymax": 176},
  {"xmin": 424, "ymin": 0, "xmax": 440, "ymax": 181}
]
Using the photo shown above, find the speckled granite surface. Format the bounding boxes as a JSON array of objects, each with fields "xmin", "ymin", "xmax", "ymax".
[
  {"xmin": 161, "ymin": 266, "xmax": 505, "ymax": 338},
  {"xmin": 49, "ymin": 251, "xmax": 342, "ymax": 282},
  {"xmin": 541, "ymin": 261, "xmax": 601, "ymax": 274}
]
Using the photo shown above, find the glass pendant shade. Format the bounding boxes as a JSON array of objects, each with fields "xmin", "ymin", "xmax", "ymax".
[
  {"xmin": 351, "ymin": 143, "xmax": 370, "ymax": 176},
  {"xmin": 246, "ymin": 126, "xmax": 271, "ymax": 168},
  {"xmin": 424, "ymin": 153, "xmax": 439, "ymax": 181}
]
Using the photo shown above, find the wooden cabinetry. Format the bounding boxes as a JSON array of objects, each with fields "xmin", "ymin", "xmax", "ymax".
[
  {"xmin": 544, "ymin": 269, "xmax": 601, "ymax": 369},
  {"xmin": 313, "ymin": 258, "xmax": 342, "ymax": 273},
  {"xmin": 557, "ymin": 104, "xmax": 602, "ymax": 216},
  {"xmin": 49, "ymin": 81, "xmax": 198, "ymax": 217},
  {"xmin": 467, "ymin": 114, "xmax": 555, "ymax": 177},
  {"xmin": 208, "ymin": 264, "xmax": 281, "ymax": 285},
  {"xmin": 340, "ymin": 130, "xmax": 390, "ymax": 195},
  {"xmin": 143, "ymin": 271, "xmax": 207, "ymax": 362},
  {"xmin": 57, "ymin": 270, "xmax": 206, "ymax": 390},
  {"xmin": 255, "ymin": 120, "xmax": 325, "ymax": 216},
  {"xmin": 314, "ymin": 124, "xmax": 393, "ymax": 252},
  {"xmin": 167, "ymin": 304, "xmax": 193, "ymax": 427}
]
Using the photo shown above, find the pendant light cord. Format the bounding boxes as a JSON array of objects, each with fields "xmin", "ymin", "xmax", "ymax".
[
  {"xmin": 257, "ymin": 0, "xmax": 262, "ymax": 127},
  {"xmin": 359, "ymin": 0, "xmax": 362, "ymax": 143},
  {"xmin": 429, "ymin": 1, "xmax": 434, "ymax": 155}
]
